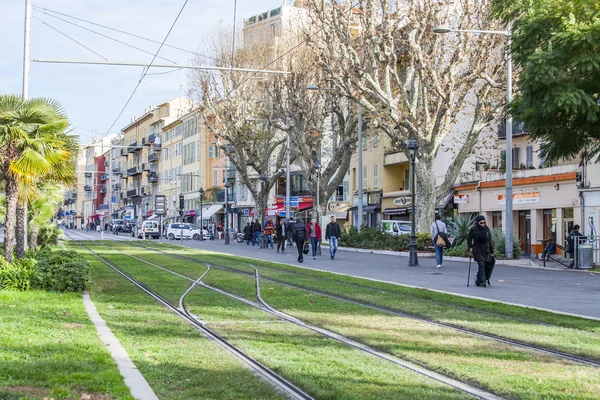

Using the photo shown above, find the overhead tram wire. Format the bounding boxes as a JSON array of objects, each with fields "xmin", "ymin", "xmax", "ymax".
[
  {"xmin": 32, "ymin": 9, "xmax": 179, "ymax": 66},
  {"xmin": 31, "ymin": 5, "xmax": 219, "ymax": 63},
  {"xmin": 32, "ymin": 16, "xmax": 108, "ymax": 61},
  {"xmin": 102, "ymin": 0, "xmax": 190, "ymax": 139}
]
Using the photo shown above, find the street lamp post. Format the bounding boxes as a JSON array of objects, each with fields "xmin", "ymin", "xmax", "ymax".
[
  {"xmin": 224, "ymin": 182, "xmax": 230, "ymax": 245},
  {"xmin": 259, "ymin": 173, "xmax": 267, "ymax": 249},
  {"xmin": 179, "ymin": 193, "xmax": 184, "ymax": 242},
  {"xmin": 314, "ymin": 160, "xmax": 322, "ymax": 255},
  {"xmin": 143, "ymin": 201, "xmax": 149, "ymax": 240},
  {"xmin": 433, "ymin": 24, "xmax": 514, "ymax": 258},
  {"xmin": 407, "ymin": 138, "xmax": 419, "ymax": 267},
  {"xmin": 199, "ymin": 187, "xmax": 204, "ymax": 241}
]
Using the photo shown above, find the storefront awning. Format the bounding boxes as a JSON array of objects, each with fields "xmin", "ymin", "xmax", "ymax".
[
  {"xmin": 436, "ymin": 188, "xmax": 455, "ymax": 209},
  {"xmin": 198, "ymin": 204, "xmax": 223, "ymax": 219},
  {"xmin": 363, "ymin": 205, "xmax": 381, "ymax": 213},
  {"xmin": 347, "ymin": 205, "xmax": 358, "ymax": 212},
  {"xmin": 324, "ymin": 212, "xmax": 347, "ymax": 220},
  {"xmin": 87, "ymin": 214, "xmax": 99, "ymax": 219},
  {"xmin": 383, "ymin": 207, "xmax": 410, "ymax": 215}
]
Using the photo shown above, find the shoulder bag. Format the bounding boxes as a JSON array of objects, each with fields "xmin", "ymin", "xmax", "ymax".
[{"xmin": 435, "ymin": 222, "xmax": 446, "ymax": 247}]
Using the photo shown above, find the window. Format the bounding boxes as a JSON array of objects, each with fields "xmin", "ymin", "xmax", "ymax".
[
  {"xmin": 208, "ymin": 144, "xmax": 218, "ymax": 159},
  {"xmin": 352, "ymin": 168, "xmax": 356, "ymax": 192},
  {"xmin": 512, "ymin": 147, "xmax": 520, "ymax": 169},
  {"xmin": 404, "ymin": 169, "xmax": 410, "ymax": 191},
  {"xmin": 362, "ymin": 136, "xmax": 368, "ymax": 150},
  {"xmin": 373, "ymin": 134, "xmax": 379, "ymax": 147},
  {"xmin": 213, "ymin": 169, "xmax": 218, "ymax": 186},
  {"xmin": 362, "ymin": 165, "xmax": 367, "ymax": 189},
  {"xmin": 343, "ymin": 180, "xmax": 348, "ymax": 202},
  {"xmin": 373, "ymin": 164, "xmax": 378, "ymax": 188},
  {"xmin": 526, "ymin": 146, "xmax": 533, "ymax": 168}
]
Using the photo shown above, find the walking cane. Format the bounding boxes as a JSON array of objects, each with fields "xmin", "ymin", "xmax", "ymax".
[{"xmin": 467, "ymin": 256, "xmax": 472, "ymax": 287}]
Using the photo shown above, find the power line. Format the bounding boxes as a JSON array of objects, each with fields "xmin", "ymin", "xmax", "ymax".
[
  {"xmin": 33, "ymin": 9, "xmax": 179, "ymax": 65},
  {"xmin": 102, "ymin": 0, "xmax": 190, "ymax": 138},
  {"xmin": 32, "ymin": 5, "xmax": 218, "ymax": 63},
  {"xmin": 32, "ymin": 16, "xmax": 108, "ymax": 61}
]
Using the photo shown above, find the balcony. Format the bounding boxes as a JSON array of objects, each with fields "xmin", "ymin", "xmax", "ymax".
[
  {"xmin": 126, "ymin": 188, "xmax": 140, "ymax": 198},
  {"xmin": 127, "ymin": 166, "xmax": 142, "ymax": 176},
  {"xmin": 148, "ymin": 172, "xmax": 159, "ymax": 184},
  {"xmin": 142, "ymin": 163, "xmax": 150, "ymax": 172},
  {"xmin": 84, "ymin": 172, "xmax": 92, "ymax": 178},
  {"xmin": 383, "ymin": 151, "xmax": 409, "ymax": 166},
  {"xmin": 142, "ymin": 137, "xmax": 147, "ymax": 146},
  {"xmin": 225, "ymin": 168, "xmax": 236, "ymax": 179},
  {"xmin": 100, "ymin": 174, "xmax": 109, "ymax": 182},
  {"xmin": 104, "ymin": 160, "xmax": 109, "ymax": 167},
  {"xmin": 498, "ymin": 121, "xmax": 529, "ymax": 139},
  {"xmin": 100, "ymin": 185, "xmax": 107, "ymax": 194},
  {"xmin": 153, "ymin": 142, "xmax": 161, "ymax": 150},
  {"xmin": 148, "ymin": 133, "xmax": 156, "ymax": 143},
  {"xmin": 120, "ymin": 148, "xmax": 128, "ymax": 156},
  {"xmin": 112, "ymin": 183, "xmax": 121, "ymax": 190},
  {"xmin": 148, "ymin": 153, "xmax": 160, "ymax": 164},
  {"xmin": 141, "ymin": 186, "xmax": 148, "ymax": 195},
  {"xmin": 84, "ymin": 185, "xmax": 92, "ymax": 191},
  {"xmin": 112, "ymin": 167, "xmax": 122, "ymax": 175},
  {"xmin": 128, "ymin": 141, "xmax": 141, "ymax": 153}
]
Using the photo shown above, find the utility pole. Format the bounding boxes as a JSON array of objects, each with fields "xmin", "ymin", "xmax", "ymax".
[{"xmin": 22, "ymin": 0, "xmax": 31, "ymax": 250}]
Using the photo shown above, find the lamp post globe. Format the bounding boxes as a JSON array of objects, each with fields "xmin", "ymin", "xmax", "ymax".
[
  {"xmin": 407, "ymin": 138, "xmax": 420, "ymax": 267},
  {"xmin": 199, "ymin": 187, "xmax": 204, "ymax": 241}
]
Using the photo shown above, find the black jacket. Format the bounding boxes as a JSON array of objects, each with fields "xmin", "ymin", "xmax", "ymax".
[
  {"xmin": 325, "ymin": 222, "xmax": 341, "ymax": 240},
  {"xmin": 567, "ymin": 229, "xmax": 584, "ymax": 252},
  {"xmin": 276, "ymin": 223, "xmax": 289, "ymax": 238},
  {"xmin": 252, "ymin": 222, "xmax": 262, "ymax": 233},
  {"xmin": 291, "ymin": 221, "xmax": 307, "ymax": 242},
  {"xmin": 467, "ymin": 225, "xmax": 494, "ymax": 262},
  {"xmin": 243, "ymin": 225, "xmax": 252, "ymax": 240}
]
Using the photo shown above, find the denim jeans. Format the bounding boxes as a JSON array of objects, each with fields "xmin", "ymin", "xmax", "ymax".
[
  {"xmin": 434, "ymin": 244, "xmax": 444, "ymax": 265},
  {"xmin": 310, "ymin": 237, "xmax": 319, "ymax": 257},
  {"xmin": 329, "ymin": 236, "xmax": 338, "ymax": 258},
  {"xmin": 252, "ymin": 232, "xmax": 260, "ymax": 246},
  {"xmin": 265, "ymin": 234, "xmax": 273, "ymax": 248}
]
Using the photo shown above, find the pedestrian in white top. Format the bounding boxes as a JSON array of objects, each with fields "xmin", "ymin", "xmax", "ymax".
[{"xmin": 430, "ymin": 215, "xmax": 447, "ymax": 268}]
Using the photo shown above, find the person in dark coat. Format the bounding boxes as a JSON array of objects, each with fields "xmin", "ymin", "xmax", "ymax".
[
  {"xmin": 467, "ymin": 215, "xmax": 495, "ymax": 287},
  {"xmin": 325, "ymin": 216, "xmax": 342, "ymax": 259},
  {"xmin": 243, "ymin": 223, "xmax": 252, "ymax": 245},
  {"xmin": 252, "ymin": 220, "xmax": 262, "ymax": 246},
  {"xmin": 276, "ymin": 219, "xmax": 287, "ymax": 253},
  {"xmin": 567, "ymin": 225, "xmax": 583, "ymax": 268},
  {"xmin": 291, "ymin": 219, "xmax": 307, "ymax": 263}
]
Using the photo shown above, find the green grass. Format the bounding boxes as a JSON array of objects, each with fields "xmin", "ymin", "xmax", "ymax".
[
  {"xmin": 68, "ymin": 242, "xmax": 285, "ymax": 400},
  {"xmin": 83, "ymin": 241, "xmax": 470, "ymax": 399},
  {"xmin": 0, "ymin": 290, "xmax": 133, "ymax": 400},
  {"xmin": 133, "ymin": 241, "xmax": 600, "ymax": 361}
]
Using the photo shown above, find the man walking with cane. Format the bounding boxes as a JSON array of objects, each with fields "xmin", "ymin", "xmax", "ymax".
[{"xmin": 325, "ymin": 216, "xmax": 341, "ymax": 260}]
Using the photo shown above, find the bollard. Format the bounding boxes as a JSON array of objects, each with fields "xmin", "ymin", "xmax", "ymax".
[{"xmin": 101, "ymin": 231, "xmax": 104, "ymax": 240}]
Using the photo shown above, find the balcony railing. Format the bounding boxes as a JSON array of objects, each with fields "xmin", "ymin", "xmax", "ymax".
[
  {"xmin": 141, "ymin": 137, "xmax": 147, "ymax": 146},
  {"xmin": 100, "ymin": 174, "xmax": 109, "ymax": 181},
  {"xmin": 100, "ymin": 185, "xmax": 107, "ymax": 194},
  {"xmin": 148, "ymin": 172, "xmax": 159, "ymax": 183},
  {"xmin": 112, "ymin": 167, "xmax": 122, "ymax": 175},
  {"xmin": 112, "ymin": 183, "xmax": 121, "ymax": 190},
  {"xmin": 128, "ymin": 141, "xmax": 141, "ymax": 153},
  {"xmin": 126, "ymin": 188, "xmax": 139, "ymax": 197},
  {"xmin": 84, "ymin": 185, "xmax": 92, "ymax": 191},
  {"xmin": 148, "ymin": 153, "xmax": 159, "ymax": 163},
  {"xmin": 84, "ymin": 172, "xmax": 92, "ymax": 178},
  {"xmin": 153, "ymin": 142, "xmax": 161, "ymax": 150},
  {"xmin": 498, "ymin": 121, "xmax": 528, "ymax": 139},
  {"xmin": 142, "ymin": 163, "xmax": 150, "ymax": 171},
  {"xmin": 148, "ymin": 133, "xmax": 156, "ymax": 143},
  {"xmin": 104, "ymin": 160, "xmax": 109, "ymax": 167},
  {"xmin": 127, "ymin": 166, "xmax": 141, "ymax": 176}
]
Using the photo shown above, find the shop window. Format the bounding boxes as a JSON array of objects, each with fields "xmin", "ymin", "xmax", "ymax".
[
  {"xmin": 526, "ymin": 146, "xmax": 534, "ymax": 168},
  {"xmin": 492, "ymin": 211, "xmax": 502, "ymax": 228}
]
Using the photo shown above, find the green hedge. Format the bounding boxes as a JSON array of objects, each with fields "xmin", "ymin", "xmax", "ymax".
[{"xmin": 340, "ymin": 226, "xmax": 432, "ymax": 251}]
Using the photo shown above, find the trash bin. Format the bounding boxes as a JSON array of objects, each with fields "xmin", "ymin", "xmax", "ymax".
[{"xmin": 578, "ymin": 244, "xmax": 594, "ymax": 269}]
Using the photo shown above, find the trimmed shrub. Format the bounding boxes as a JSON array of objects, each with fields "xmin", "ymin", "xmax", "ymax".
[
  {"xmin": 340, "ymin": 226, "xmax": 432, "ymax": 251},
  {"xmin": 32, "ymin": 249, "xmax": 90, "ymax": 292},
  {"xmin": 492, "ymin": 228, "xmax": 521, "ymax": 259},
  {"xmin": 0, "ymin": 258, "xmax": 36, "ymax": 291},
  {"xmin": 445, "ymin": 242, "xmax": 469, "ymax": 257}
]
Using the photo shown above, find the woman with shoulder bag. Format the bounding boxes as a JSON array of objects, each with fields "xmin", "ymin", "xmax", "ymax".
[{"xmin": 430, "ymin": 215, "xmax": 448, "ymax": 268}]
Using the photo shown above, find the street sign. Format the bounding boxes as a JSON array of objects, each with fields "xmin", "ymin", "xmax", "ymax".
[
  {"xmin": 280, "ymin": 211, "xmax": 294, "ymax": 218},
  {"xmin": 155, "ymin": 195, "xmax": 166, "ymax": 216},
  {"xmin": 243, "ymin": 209, "xmax": 250, "ymax": 216},
  {"xmin": 111, "ymin": 195, "xmax": 116, "ymax": 204},
  {"xmin": 284, "ymin": 196, "xmax": 299, "ymax": 207}
]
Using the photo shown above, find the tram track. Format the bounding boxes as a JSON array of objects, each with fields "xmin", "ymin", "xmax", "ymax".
[
  {"xmin": 124, "ymin": 240, "xmax": 600, "ymax": 369},
  {"xmin": 77, "ymin": 236, "xmax": 504, "ymax": 400},
  {"xmin": 67, "ymin": 234, "xmax": 315, "ymax": 400}
]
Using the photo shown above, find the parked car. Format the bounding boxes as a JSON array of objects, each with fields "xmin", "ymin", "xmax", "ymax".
[
  {"xmin": 136, "ymin": 220, "xmax": 160, "ymax": 239},
  {"xmin": 381, "ymin": 220, "xmax": 412, "ymax": 235},
  {"xmin": 112, "ymin": 219, "xmax": 132, "ymax": 234},
  {"xmin": 165, "ymin": 223, "xmax": 208, "ymax": 240}
]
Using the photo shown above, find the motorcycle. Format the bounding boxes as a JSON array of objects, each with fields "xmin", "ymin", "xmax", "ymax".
[{"xmin": 235, "ymin": 232, "xmax": 245, "ymax": 243}]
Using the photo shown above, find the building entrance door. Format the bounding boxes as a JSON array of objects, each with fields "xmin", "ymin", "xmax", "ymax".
[{"xmin": 519, "ymin": 210, "xmax": 531, "ymax": 255}]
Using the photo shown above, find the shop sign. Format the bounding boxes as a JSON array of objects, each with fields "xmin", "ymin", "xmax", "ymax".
[
  {"xmin": 454, "ymin": 194, "xmax": 469, "ymax": 204},
  {"xmin": 393, "ymin": 196, "xmax": 412, "ymax": 206},
  {"xmin": 498, "ymin": 192, "xmax": 540, "ymax": 206},
  {"xmin": 155, "ymin": 195, "xmax": 166, "ymax": 216}
]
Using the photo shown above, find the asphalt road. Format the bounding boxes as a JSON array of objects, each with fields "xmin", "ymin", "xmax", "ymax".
[{"xmin": 63, "ymin": 229, "xmax": 600, "ymax": 319}]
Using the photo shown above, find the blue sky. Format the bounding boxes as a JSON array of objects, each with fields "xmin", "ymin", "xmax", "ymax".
[{"xmin": 0, "ymin": 0, "xmax": 284, "ymax": 144}]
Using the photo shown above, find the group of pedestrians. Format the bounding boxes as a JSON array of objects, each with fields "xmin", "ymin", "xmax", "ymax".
[{"xmin": 241, "ymin": 216, "xmax": 343, "ymax": 264}]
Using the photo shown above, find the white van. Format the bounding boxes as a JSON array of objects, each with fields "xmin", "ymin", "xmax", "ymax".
[
  {"xmin": 166, "ymin": 223, "xmax": 208, "ymax": 240},
  {"xmin": 381, "ymin": 220, "xmax": 412, "ymax": 236},
  {"xmin": 138, "ymin": 220, "xmax": 160, "ymax": 239}
]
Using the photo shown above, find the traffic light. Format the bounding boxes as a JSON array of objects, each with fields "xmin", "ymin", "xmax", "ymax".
[{"xmin": 179, "ymin": 193, "xmax": 184, "ymax": 210}]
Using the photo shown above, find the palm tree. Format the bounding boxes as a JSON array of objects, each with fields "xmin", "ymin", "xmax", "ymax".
[
  {"xmin": 0, "ymin": 94, "xmax": 70, "ymax": 262},
  {"xmin": 26, "ymin": 183, "xmax": 64, "ymax": 252}
]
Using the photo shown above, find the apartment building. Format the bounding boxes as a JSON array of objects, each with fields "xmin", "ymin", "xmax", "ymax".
[
  {"xmin": 81, "ymin": 135, "xmax": 116, "ymax": 227},
  {"xmin": 61, "ymin": 150, "xmax": 86, "ymax": 228},
  {"xmin": 114, "ymin": 97, "xmax": 192, "ymax": 225}
]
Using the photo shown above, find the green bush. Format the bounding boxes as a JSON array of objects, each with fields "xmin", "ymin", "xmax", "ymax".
[
  {"xmin": 0, "ymin": 258, "xmax": 36, "ymax": 291},
  {"xmin": 32, "ymin": 249, "xmax": 90, "ymax": 292},
  {"xmin": 447, "ymin": 214, "xmax": 477, "ymax": 247},
  {"xmin": 492, "ymin": 228, "xmax": 521, "ymax": 259},
  {"xmin": 445, "ymin": 242, "xmax": 469, "ymax": 257},
  {"xmin": 340, "ymin": 226, "xmax": 431, "ymax": 251},
  {"xmin": 37, "ymin": 224, "xmax": 63, "ymax": 249}
]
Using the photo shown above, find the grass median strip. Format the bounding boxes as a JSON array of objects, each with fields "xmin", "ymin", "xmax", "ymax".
[
  {"xmin": 83, "ymin": 241, "xmax": 470, "ymax": 399},
  {"xmin": 68, "ymin": 242, "xmax": 284, "ymax": 400},
  {"xmin": 0, "ymin": 290, "xmax": 133, "ymax": 400},
  {"xmin": 135, "ymin": 241, "xmax": 600, "ymax": 361}
]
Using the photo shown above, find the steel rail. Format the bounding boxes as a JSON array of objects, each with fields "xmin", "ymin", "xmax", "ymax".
[
  {"xmin": 125, "ymin": 241, "xmax": 600, "ymax": 369},
  {"xmin": 67, "ymin": 235, "xmax": 314, "ymax": 400}
]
